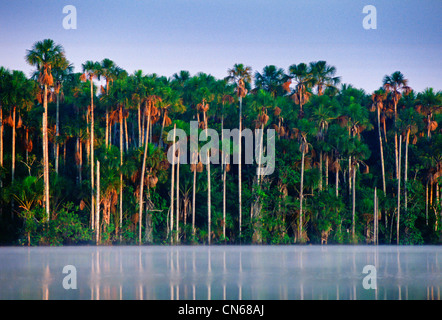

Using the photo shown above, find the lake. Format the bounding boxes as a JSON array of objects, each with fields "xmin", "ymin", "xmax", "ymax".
[{"xmin": 0, "ymin": 245, "xmax": 440, "ymax": 300}]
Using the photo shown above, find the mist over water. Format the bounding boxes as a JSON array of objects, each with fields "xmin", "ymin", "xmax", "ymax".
[{"xmin": 0, "ymin": 246, "xmax": 440, "ymax": 300}]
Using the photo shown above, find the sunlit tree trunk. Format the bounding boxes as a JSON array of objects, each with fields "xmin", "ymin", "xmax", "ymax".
[
  {"xmin": 90, "ymin": 79, "xmax": 95, "ymax": 230},
  {"xmin": 55, "ymin": 92, "xmax": 60, "ymax": 174},
  {"xmin": 397, "ymin": 135, "xmax": 402, "ymax": 244},
  {"xmin": 96, "ymin": 160, "xmax": 100, "ymax": 245},
  {"xmin": 176, "ymin": 148, "xmax": 180, "ymax": 244},
  {"xmin": 138, "ymin": 110, "xmax": 151, "ymax": 245},
  {"xmin": 192, "ymin": 151, "xmax": 197, "ymax": 239},
  {"xmin": 170, "ymin": 124, "xmax": 176, "ymax": 244},
  {"xmin": 43, "ymin": 84, "xmax": 50, "ymax": 221},
  {"xmin": 238, "ymin": 96, "xmax": 242, "ymax": 241},
  {"xmin": 119, "ymin": 106, "xmax": 123, "ymax": 240},
  {"xmin": 404, "ymin": 129, "xmax": 410, "ymax": 214},
  {"xmin": 299, "ymin": 146, "xmax": 305, "ymax": 242}
]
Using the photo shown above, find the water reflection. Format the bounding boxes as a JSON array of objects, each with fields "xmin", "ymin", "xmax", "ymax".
[{"xmin": 0, "ymin": 246, "xmax": 439, "ymax": 300}]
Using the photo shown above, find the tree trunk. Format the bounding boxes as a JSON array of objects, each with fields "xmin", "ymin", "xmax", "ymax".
[
  {"xmin": 426, "ymin": 181, "xmax": 429, "ymax": 226},
  {"xmin": 397, "ymin": 135, "xmax": 402, "ymax": 245},
  {"xmin": 192, "ymin": 159, "xmax": 196, "ymax": 239},
  {"xmin": 55, "ymin": 92, "xmax": 60, "ymax": 174},
  {"xmin": 319, "ymin": 151, "xmax": 323, "ymax": 191},
  {"xmin": 222, "ymin": 113, "xmax": 226, "ymax": 242},
  {"xmin": 43, "ymin": 84, "xmax": 50, "ymax": 221},
  {"xmin": 238, "ymin": 97, "xmax": 242, "ymax": 241},
  {"xmin": 137, "ymin": 103, "xmax": 141, "ymax": 147},
  {"xmin": 176, "ymin": 148, "xmax": 180, "ymax": 244},
  {"xmin": 124, "ymin": 116, "xmax": 129, "ymax": 151},
  {"xmin": 325, "ymin": 154, "xmax": 329, "ymax": 188},
  {"xmin": 119, "ymin": 106, "xmax": 123, "ymax": 241},
  {"xmin": 378, "ymin": 107, "xmax": 386, "ymax": 194},
  {"xmin": 170, "ymin": 124, "xmax": 176, "ymax": 244},
  {"xmin": 404, "ymin": 129, "xmax": 410, "ymax": 214},
  {"xmin": 90, "ymin": 79, "xmax": 95, "ymax": 229},
  {"xmin": 105, "ymin": 107, "xmax": 109, "ymax": 148},
  {"xmin": 138, "ymin": 109, "xmax": 151, "ymax": 245},
  {"xmin": 299, "ymin": 149, "xmax": 305, "ymax": 242},
  {"xmin": 352, "ymin": 163, "xmax": 356, "ymax": 242},
  {"xmin": 335, "ymin": 162, "xmax": 339, "ymax": 198},
  {"xmin": 96, "ymin": 160, "xmax": 100, "ymax": 245},
  {"xmin": 11, "ymin": 106, "xmax": 16, "ymax": 183},
  {"xmin": 205, "ymin": 111, "xmax": 211, "ymax": 245}
]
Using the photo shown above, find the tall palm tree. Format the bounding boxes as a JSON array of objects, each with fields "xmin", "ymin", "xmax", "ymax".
[
  {"xmin": 226, "ymin": 63, "xmax": 252, "ymax": 241},
  {"xmin": 81, "ymin": 60, "xmax": 101, "ymax": 230},
  {"xmin": 309, "ymin": 61, "xmax": 341, "ymax": 96},
  {"xmin": 288, "ymin": 63, "xmax": 314, "ymax": 117},
  {"xmin": 383, "ymin": 71, "xmax": 411, "ymax": 244},
  {"xmin": 371, "ymin": 89, "xmax": 387, "ymax": 197},
  {"xmin": 254, "ymin": 65, "xmax": 286, "ymax": 98},
  {"xmin": 52, "ymin": 57, "xmax": 73, "ymax": 174},
  {"xmin": 26, "ymin": 39, "xmax": 65, "ymax": 221},
  {"xmin": 383, "ymin": 71, "xmax": 412, "ymax": 180}
]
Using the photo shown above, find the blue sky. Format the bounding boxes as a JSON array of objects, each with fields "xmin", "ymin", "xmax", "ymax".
[{"xmin": 0, "ymin": 0, "xmax": 440, "ymax": 92}]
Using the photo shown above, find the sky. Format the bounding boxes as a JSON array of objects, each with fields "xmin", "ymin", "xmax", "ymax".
[{"xmin": 0, "ymin": 0, "xmax": 441, "ymax": 93}]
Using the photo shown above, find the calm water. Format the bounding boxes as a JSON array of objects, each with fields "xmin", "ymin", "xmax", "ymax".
[{"xmin": 0, "ymin": 245, "xmax": 440, "ymax": 300}]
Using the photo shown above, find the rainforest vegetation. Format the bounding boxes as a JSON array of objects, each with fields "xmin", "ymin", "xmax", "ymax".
[{"xmin": 0, "ymin": 39, "xmax": 441, "ymax": 245}]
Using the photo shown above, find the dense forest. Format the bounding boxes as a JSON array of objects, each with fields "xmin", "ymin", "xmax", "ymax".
[{"xmin": 0, "ymin": 39, "xmax": 441, "ymax": 246}]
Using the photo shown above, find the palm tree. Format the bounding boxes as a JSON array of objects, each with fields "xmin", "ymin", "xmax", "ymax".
[
  {"xmin": 309, "ymin": 61, "xmax": 341, "ymax": 96},
  {"xmin": 26, "ymin": 39, "xmax": 66, "ymax": 221},
  {"xmin": 81, "ymin": 60, "xmax": 101, "ymax": 230},
  {"xmin": 226, "ymin": 63, "xmax": 252, "ymax": 241},
  {"xmin": 383, "ymin": 71, "xmax": 412, "ymax": 180},
  {"xmin": 371, "ymin": 89, "xmax": 387, "ymax": 196},
  {"xmin": 52, "ymin": 56, "xmax": 73, "ymax": 174},
  {"xmin": 288, "ymin": 63, "xmax": 315, "ymax": 117},
  {"xmin": 254, "ymin": 65, "xmax": 286, "ymax": 98}
]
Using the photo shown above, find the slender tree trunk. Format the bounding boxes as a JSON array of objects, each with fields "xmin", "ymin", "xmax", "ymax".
[
  {"xmin": 124, "ymin": 116, "xmax": 129, "ymax": 151},
  {"xmin": 335, "ymin": 164, "xmax": 339, "ymax": 198},
  {"xmin": 55, "ymin": 93, "xmax": 60, "ymax": 174},
  {"xmin": 223, "ymin": 156, "xmax": 227, "ymax": 242},
  {"xmin": 204, "ymin": 110, "xmax": 211, "ymax": 245},
  {"xmin": 90, "ymin": 79, "xmax": 95, "ymax": 230},
  {"xmin": 374, "ymin": 187, "xmax": 377, "ymax": 245},
  {"xmin": 426, "ymin": 181, "xmax": 429, "ymax": 226},
  {"xmin": 319, "ymin": 151, "xmax": 323, "ymax": 191},
  {"xmin": 138, "ymin": 111, "xmax": 151, "ymax": 245},
  {"xmin": 176, "ymin": 149, "xmax": 180, "ymax": 244},
  {"xmin": 352, "ymin": 163, "xmax": 356, "ymax": 241},
  {"xmin": 404, "ymin": 129, "xmax": 410, "ymax": 214},
  {"xmin": 299, "ymin": 149, "xmax": 305, "ymax": 242},
  {"xmin": 397, "ymin": 135, "xmax": 402, "ymax": 245},
  {"xmin": 192, "ymin": 158, "xmax": 196, "ymax": 239},
  {"xmin": 325, "ymin": 154, "xmax": 329, "ymax": 188},
  {"xmin": 238, "ymin": 97, "xmax": 242, "ymax": 241},
  {"xmin": 43, "ymin": 84, "xmax": 50, "ymax": 221},
  {"xmin": 105, "ymin": 108, "xmax": 109, "ymax": 148},
  {"xmin": 138, "ymin": 103, "xmax": 141, "ymax": 147},
  {"xmin": 11, "ymin": 106, "xmax": 16, "ymax": 183},
  {"xmin": 378, "ymin": 107, "xmax": 386, "ymax": 194},
  {"xmin": 222, "ymin": 113, "xmax": 226, "ymax": 242},
  {"xmin": 119, "ymin": 106, "xmax": 123, "ymax": 240},
  {"xmin": 96, "ymin": 160, "xmax": 100, "ymax": 245},
  {"xmin": 170, "ymin": 124, "xmax": 176, "ymax": 244}
]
